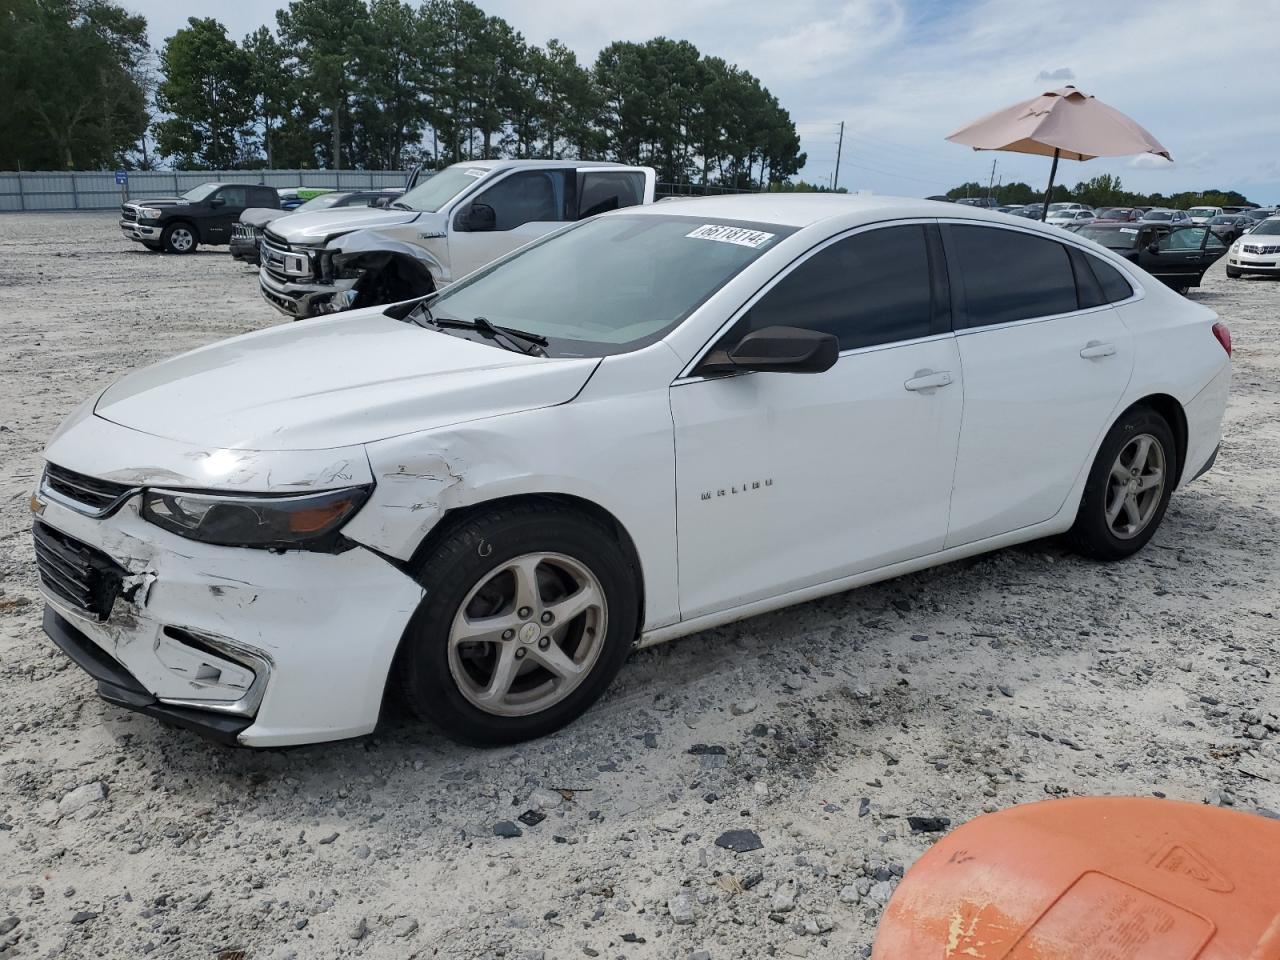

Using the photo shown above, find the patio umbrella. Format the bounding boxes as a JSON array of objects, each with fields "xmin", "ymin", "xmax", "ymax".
[{"xmin": 946, "ymin": 86, "xmax": 1171, "ymax": 221}]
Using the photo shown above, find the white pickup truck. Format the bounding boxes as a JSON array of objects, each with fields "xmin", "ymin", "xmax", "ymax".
[{"xmin": 258, "ymin": 159, "xmax": 656, "ymax": 318}]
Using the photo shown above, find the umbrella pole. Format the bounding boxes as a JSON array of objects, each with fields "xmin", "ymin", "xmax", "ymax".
[{"xmin": 1040, "ymin": 148, "xmax": 1061, "ymax": 222}]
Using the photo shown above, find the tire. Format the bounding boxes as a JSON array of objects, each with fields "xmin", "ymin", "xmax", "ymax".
[
  {"xmin": 395, "ymin": 502, "xmax": 639, "ymax": 746},
  {"xmin": 1226, "ymin": 268, "xmax": 1241, "ymax": 279},
  {"xmin": 1068, "ymin": 405, "xmax": 1177, "ymax": 561},
  {"xmin": 161, "ymin": 222, "xmax": 197, "ymax": 254}
]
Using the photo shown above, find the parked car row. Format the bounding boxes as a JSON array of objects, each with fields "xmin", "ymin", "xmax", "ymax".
[{"xmin": 51, "ymin": 194, "xmax": 1233, "ymax": 746}]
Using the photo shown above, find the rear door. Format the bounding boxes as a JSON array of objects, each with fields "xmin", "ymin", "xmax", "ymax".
[
  {"xmin": 1146, "ymin": 226, "xmax": 1221, "ymax": 286},
  {"xmin": 941, "ymin": 222, "xmax": 1135, "ymax": 547},
  {"xmin": 448, "ymin": 169, "xmax": 573, "ymax": 279}
]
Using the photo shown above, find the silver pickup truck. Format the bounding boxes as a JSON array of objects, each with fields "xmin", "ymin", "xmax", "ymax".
[{"xmin": 258, "ymin": 159, "xmax": 656, "ymax": 318}]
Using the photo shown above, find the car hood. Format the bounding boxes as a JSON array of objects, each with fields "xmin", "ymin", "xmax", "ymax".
[
  {"xmin": 240, "ymin": 207, "xmax": 282, "ymax": 228},
  {"xmin": 94, "ymin": 310, "xmax": 600, "ymax": 451},
  {"xmin": 265, "ymin": 207, "xmax": 421, "ymax": 245},
  {"xmin": 126, "ymin": 198, "xmax": 188, "ymax": 208}
]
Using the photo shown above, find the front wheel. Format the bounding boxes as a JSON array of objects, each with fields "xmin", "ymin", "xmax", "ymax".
[
  {"xmin": 394, "ymin": 502, "xmax": 639, "ymax": 745},
  {"xmin": 1068, "ymin": 406, "xmax": 1176, "ymax": 561},
  {"xmin": 161, "ymin": 222, "xmax": 197, "ymax": 254}
]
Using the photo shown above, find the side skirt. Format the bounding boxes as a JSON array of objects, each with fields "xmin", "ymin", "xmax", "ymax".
[{"xmin": 635, "ymin": 515, "xmax": 1071, "ymax": 650}]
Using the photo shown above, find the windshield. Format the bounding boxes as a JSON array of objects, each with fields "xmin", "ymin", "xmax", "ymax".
[
  {"xmin": 395, "ymin": 167, "xmax": 487, "ymax": 211},
  {"xmin": 1208, "ymin": 216, "xmax": 1235, "ymax": 224},
  {"xmin": 422, "ymin": 214, "xmax": 794, "ymax": 357},
  {"xmin": 1099, "ymin": 208, "xmax": 1130, "ymax": 219},
  {"xmin": 1144, "ymin": 210, "xmax": 1172, "ymax": 221},
  {"xmin": 296, "ymin": 193, "xmax": 350, "ymax": 212},
  {"xmin": 1246, "ymin": 209, "xmax": 1272, "ymax": 220},
  {"xmin": 1048, "ymin": 203, "xmax": 1073, "ymax": 211},
  {"xmin": 181, "ymin": 183, "xmax": 219, "ymax": 202},
  {"xmin": 1075, "ymin": 226, "xmax": 1139, "ymax": 250},
  {"xmin": 1189, "ymin": 207, "xmax": 1217, "ymax": 218},
  {"xmin": 1250, "ymin": 219, "xmax": 1280, "ymax": 236}
]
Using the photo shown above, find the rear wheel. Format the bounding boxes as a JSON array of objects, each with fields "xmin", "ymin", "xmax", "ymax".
[
  {"xmin": 395, "ymin": 502, "xmax": 638, "ymax": 745},
  {"xmin": 162, "ymin": 222, "xmax": 197, "ymax": 254},
  {"xmin": 1068, "ymin": 405, "xmax": 1176, "ymax": 561}
]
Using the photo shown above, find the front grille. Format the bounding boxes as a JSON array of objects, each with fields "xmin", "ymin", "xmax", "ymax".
[
  {"xmin": 43, "ymin": 463, "xmax": 133, "ymax": 511},
  {"xmin": 121, "ymin": 206, "xmax": 137, "ymax": 222},
  {"xmin": 33, "ymin": 522, "xmax": 127, "ymax": 621},
  {"xmin": 232, "ymin": 223, "xmax": 260, "ymax": 242},
  {"xmin": 260, "ymin": 234, "xmax": 314, "ymax": 282},
  {"xmin": 1243, "ymin": 244, "xmax": 1280, "ymax": 255}
]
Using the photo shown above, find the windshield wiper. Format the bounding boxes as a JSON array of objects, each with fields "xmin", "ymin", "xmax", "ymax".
[{"xmin": 414, "ymin": 308, "xmax": 548, "ymax": 357}]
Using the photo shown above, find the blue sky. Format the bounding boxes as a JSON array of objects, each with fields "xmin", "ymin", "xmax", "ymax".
[{"xmin": 131, "ymin": 0, "xmax": 1280, "ymax": 203}]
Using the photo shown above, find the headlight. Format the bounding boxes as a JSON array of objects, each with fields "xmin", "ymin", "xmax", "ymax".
[
  {"xmin": 141, "ymin": 487, "xmax": 370, "ymax": 550},
  {"xmin": 138, "ymin": 207, "xmax": 163, "ymax": 220}
]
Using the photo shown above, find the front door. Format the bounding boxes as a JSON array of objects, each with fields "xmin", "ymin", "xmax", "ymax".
[
  {"xmin": 941, "ymin": 223, "xmax": 1134, "ymax": 547},
  {"xmin": 670, "ymin": 223, "xmax": 964, "ymax": 620},
  {"xmin": 447, "ymin": 169, "xmax": 572, "ymax": 281},
  {"xmin": 206, "ymin": 186, "xmax": 248, "ymax": 243}
]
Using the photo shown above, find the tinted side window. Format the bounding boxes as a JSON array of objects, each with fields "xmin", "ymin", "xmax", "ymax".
[
  {"xmin": 731, "ymin": 225, "xmax": 934, "ymax": 351},
  {"xmin": 217, "ymin": 186, "xmax": 248, "ymax": 207},
  {"xmin": 950, "ymin": 225, "xmax": 1077, "ymax": 327},
  {"xmin": 249, "ymin": 187, "xmax": 277, "ymax": 207},
  {"xmin": 474, "ymin": 170, "xmax": 570, "ymax": 230},
  {"xmin": 1085, "ymin": 253, "xmax": 1134, "ymax": 303},
  {"xmin": 578, "ymin": 172, "xmax": 645, "ymax": 219}
]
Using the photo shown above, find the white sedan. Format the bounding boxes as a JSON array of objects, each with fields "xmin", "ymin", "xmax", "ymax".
[
  {"xmin": 33, "ymin": 196, "xmax": 1232, "ymax": 747},
  {"xmin": 1046, "ymin": 208, "xmax": 1096, "ymax": 227}
]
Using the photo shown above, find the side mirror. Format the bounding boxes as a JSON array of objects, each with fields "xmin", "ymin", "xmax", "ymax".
[
  {"xmin": 700, "ymin": 326, "xmax": 839, "ymax": 376},
  {"xmin": 209, "ymin": 196, "xmax": 225, "ymax": 208},
  {"xmin": 462, "ymin": 202, "xmax": 496, "ymax": 232},
  {"xmin": 1147, "ymin": 242, "xmax": 1161, "ymax": 254}
]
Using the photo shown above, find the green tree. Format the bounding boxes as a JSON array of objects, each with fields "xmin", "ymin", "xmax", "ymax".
[
  {"xmin": 349, "ymin": 0, "xmax": 427, "ymax": 168},
  {"xmin": 242, "ymin": 26, "xmax": 290, "ymax": 168},
  {"xmin": 0, "ymin": 0, "xmax": 149, "ymax": 170},
  {"xmin": 277, "ymin": 0, "xmax": 367, "ymax": 169},
  {"xmin": 154, "ymin": 17, "xmax": 253, "ymax": 168}
]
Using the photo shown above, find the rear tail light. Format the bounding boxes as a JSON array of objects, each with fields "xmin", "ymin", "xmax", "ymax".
[{"xmin": 1212, "ymin": 321, "xmax": 1232, "ymax": 357}]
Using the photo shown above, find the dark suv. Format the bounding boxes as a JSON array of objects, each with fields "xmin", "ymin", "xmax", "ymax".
[{"xmin": 120, "ymin": 183, "xmax": 280, "ymax": 254}]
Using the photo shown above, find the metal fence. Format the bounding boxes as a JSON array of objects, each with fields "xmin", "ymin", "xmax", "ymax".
[{"xmin": 0, "ymin": 169, "xmax": 412, "ymax": 212}]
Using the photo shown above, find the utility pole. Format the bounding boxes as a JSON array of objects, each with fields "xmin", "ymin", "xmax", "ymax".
[
  {"xmin": 833, "ymin": 121, "xmax": 845, "ymax": 192},
  {"xmin": 987, "ymin": 158, "xmax": 997, "ymax": 200}
]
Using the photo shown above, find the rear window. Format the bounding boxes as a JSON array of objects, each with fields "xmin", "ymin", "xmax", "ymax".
[
  {"xmin": 578, "ymin": 171, "xmax": 646, "ymax": 219},
  {"xmin": 949, "ymin": 225, "xmax": 1077, "ymax": 327}
]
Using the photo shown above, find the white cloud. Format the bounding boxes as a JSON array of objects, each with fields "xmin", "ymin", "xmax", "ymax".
[{"xmin": 1036, "ymin": 67, "xmax": 1075, "ymax": 82}]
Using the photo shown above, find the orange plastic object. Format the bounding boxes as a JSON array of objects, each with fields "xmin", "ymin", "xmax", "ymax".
[{"xmin": 873, "ymin": 798, "xmax": 1280, "ymax": 960}]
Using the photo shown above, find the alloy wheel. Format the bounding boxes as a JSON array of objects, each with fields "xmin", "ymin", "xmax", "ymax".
[
  {"xmin": 1105, "ymin": 433, "xmax": 1166, "ymax": 540},
  {"xmin": 447, "ymin": 552, "xmax": 607, "ymax": 717},
  {"xmin": 170, "ymin": 227, "xmax": 193, "ymax": 252}
]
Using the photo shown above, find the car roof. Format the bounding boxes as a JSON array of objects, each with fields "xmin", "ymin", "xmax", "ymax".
[
  {"xmin": 616, "ymin": 193, "xmax": 1092, "ymax": 236},
  {"xmin": 446, "ymin": 159, "xmax": 643, "ymax": 172}
]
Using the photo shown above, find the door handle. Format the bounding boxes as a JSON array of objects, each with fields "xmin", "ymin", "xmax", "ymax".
[
  {"xmin": 904, "ymin": 370, "xmax": 954, "ymax": 392},
  {"xmin": 1079, "ymin": 340, "xmax": 1117, "ymax": 359}
]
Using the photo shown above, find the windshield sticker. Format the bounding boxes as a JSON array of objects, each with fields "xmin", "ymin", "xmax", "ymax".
[
  {"xmin": 686, "ymin": 224, "xmax": 775, "ymax": 248},
  {"xmin": 1120, "ymin": 228, "xmax": 1138, "ymax": 234},
  {"xmin": 463, "ymin": 169, "xmax": 487, "ymax": 178}
]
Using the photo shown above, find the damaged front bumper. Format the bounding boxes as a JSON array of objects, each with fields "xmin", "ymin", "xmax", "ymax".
[
  {"xmin": 258, "ymin": 267, "xmax": 356, "ymax": 319},
  {"xmin": 32, "ymin": 472, "xmax": 424, "ymax": 747}
]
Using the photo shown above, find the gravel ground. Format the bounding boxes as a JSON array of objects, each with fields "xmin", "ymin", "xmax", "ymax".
[{"xmin": 0, "ymin": 212, "xmax": 1277, "ymax": 960}]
